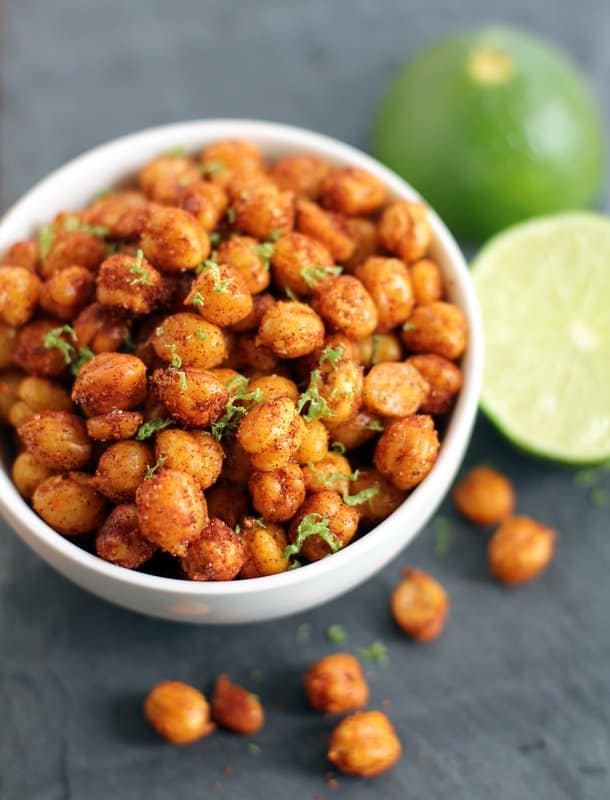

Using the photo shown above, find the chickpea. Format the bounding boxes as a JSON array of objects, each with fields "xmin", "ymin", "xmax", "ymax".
[
  {"xmin": 328, "ymin": 711, "xmax": 402, "ymax": 777},
  {"xmin": 326, "ymin": 410, "xmax": 381, "ymax": 451},
  {"xmin": 217, "ymin": 236, "xmax": 270, "ymax": 295},
  {"xmin": 296, "ymin": 199, "xmax": 355, "ymax": 262},
  {"xmin": 270, "ymin": 154, "xmax": 330, "ymax": 198},
  {"xmin": 374, "ymin": 415, "xmax": 439, "ymax": 491},
  {"xmin": 18, "ymin": 376, "xmax": 73, "ymax": 413},
  {"xmin": 0, "ymin": 265, "xmax": 41, "ymax": 329},
  {"xmin": 488, "ymin": 516, "xmax": 556, "ymax": 585},
  {"xmin": 406, "ymin": 354, "xmax": 463, "ymax": 415},
  {"xmin": 410, "ymin": 258, "xmax": 443, "ymax": 305},
  {"xmin": 154, "ymin": 429, "xmax": 223, "ymax": 490},
  {"xmin": 136, "ymin": 468, "xmax": 208, "ymax": 556},
  {"xmin": 9, "ymin": 400, "xmax": 35, "ymax": 427},
  {"xmin": 19, "ymin": 411, "xmax": 92, "ymax": 470},
  {"xmin": 249, "ymin": 462, "xmax": 306, "ymax": 522},
  {"xmin": 144, "ymin": 680, "xmax": 214, "ymax": 745},
  {"xmin": 180, "ymin": 517, "xmax": 245, "ymax": 580},
  {"xmin": 358, "ymin": 332, "xmax": 403, "ymax": 368},
  {"xmin": 288, "ymin": 490, "xmax": 359, "ymax": 562},
  {"xmin": 206, "ymin": 481, "xmax": 249, "ymax": 529},
  {"xmin": 96, "ymin": 504, "xmax": 157, "ymax": 568},
  {"xmin": 378, "ymin": 200, "xmax": 431, "ymax": 263},
  {"xmin": 141, "ymin": 206, "xmax": 210, "ymax": 272},
  {"xmin": 363, "ymin": 362, "xmax": 429, "ymax": 418},
  {"xmin": 138, "ymin": 154, "xmax": 201, "ymax": 204},
  {"xmin": 343, "ymin": 217, "xmax": 378, "ymax": 272},
  {"xmin": 305, "ymin": 653, "xmax": 369, "ymax": 714},
  {"xmin": 185, "ymin": 261, "xmax": 253, "ymax": 328},
  {"xmin": 41, "ymin": 229, "xmax": 106, "ymax": 279},
  {"xmin": 86, "ymin": 409, "xmax": 143, "ymax": 441},
  {"xmin": 232, "ymin": 182, "xmax": 294, "ymax": 241},
  {"xmin": 33, "ymin": 472, "xmax": 107, "ymax": 536},
  {"xmin": 211, "ymin": 674, "xmax": 265, "ymax": 735},
  {"xmin": 453, "ymin": 466, "xmax": 515, "ymax": 526},
  {"xmin": 246, "ymin": 374, "xmax": 299, "ymax": 404},
  {"xmin": 0, "ymin": 368, "xmax": 24, "ymax": 423},
  {"xmin": 270, "ymin": 232, "xmax": 335, "ymax": 295},
  {"xmin": 152, "ymin": 313, "xmax": 226, "ymax": 370},
  {"xmin": 13, "ymin": 320, "xmax": 67, "ymax": 377},
  {"xmin": 349, "ymin": 467, "xmax": 406, "ymax": 522},
  {"xmin": 321, "ymin": 167, "xmax": 385, "ymax": 216},
  {"xmin": 236, "ymin": 334, "xmax": 279, "ymax": 373},
  {"xmin": 40, "ymin": 265, "xmax": 95, "ymax": 320},
  {"xmin": 83, "ymin": 190, "xmax": 148, "ymax": 237},
  {"xmin": 230, "ymin": 292, "xmax": 275, "ymax": 334},
  {"xmin": 12, "ymin": 452, "xmax": 55, "ymax": 500},
  {"xmin": 295, "ymin": 419, "xmax": 329, "ymax": 464},
  {"xmin": 354, "ymin": 257, "xmax": 414, "ymax": 333},
  {"xmin": 200, "ymin": 139, "xmax": 264, "ymax": 188},
  {"xmin": 0, "ymin": 323, "xmax": 17, "ymax": 370},
  {"xmin": 303, "ymin": 452, "xmax": 352, "ymax": 496},
  {"xmin": 239, "ymin": 517, "xmax": 289, "ymax": 577},
  {"xmin": 73, "ymin": 303, "xmax": 129, "ymax": 354},
  {"xmin": 401, "ymin": 301, "xmax": 467, "ymax": 360},
  {"xmin": 312, "ymin": 276, "xmax": 377, "ymax": 340},
  {"xmin": 178, "ymin": 180, "xmax": 229, "ymax": 231},
  {"xmin": 316, "ymin": 353, "xmax": 364, "ymax": 426},
  {"xmin": 151, "ymin": 368, "xmax": 228, "ymax": 428},
  {"xmin": 71, "ymin": 353, "xmax": 147, "ymax": 417},
  {"xmin": 1, "ymin": 240, "xmax": 39, "ymax": 271},
  {"xmin": 257, "ymin": 301, "xmax": 324, "ymax": 359},
  {"xmin": 95, "ymin": 253, "xmax": 165, "ymax": 315},
  {"xmin": 237, "ymin": 397, "xmax": 305, "ymax": 472},
  {"xmin": 391, "ymin": 568, "xmax": 449, "ymax": 641},
  {"xmin": 94, "ymin": 440, "xmax": 153, "ymax": 503}
]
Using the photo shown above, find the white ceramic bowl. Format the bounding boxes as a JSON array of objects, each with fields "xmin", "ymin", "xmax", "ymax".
[{"xmin": 0, "ymin": 120, "xmax": 482, "ymax": 624}]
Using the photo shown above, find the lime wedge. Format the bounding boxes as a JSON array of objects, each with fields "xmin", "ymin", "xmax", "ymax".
[{"xmin": 472, "ymin": 212, "xmax": 610, "ymax": 464}]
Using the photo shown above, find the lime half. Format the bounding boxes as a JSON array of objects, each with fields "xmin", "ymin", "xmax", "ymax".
[{"xmin": 472, "ymin": 212, "xmax": 610, "ymax": 464}]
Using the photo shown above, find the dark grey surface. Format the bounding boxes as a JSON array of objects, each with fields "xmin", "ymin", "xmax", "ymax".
[{"xmin": 1, "ymin": 2, "xmax": 609, "ymax": 798}]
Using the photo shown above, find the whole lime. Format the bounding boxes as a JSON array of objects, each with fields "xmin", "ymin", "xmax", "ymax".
[{"xmin": 372, "ymin": 27, "xmax": 604, "ymax": 241}]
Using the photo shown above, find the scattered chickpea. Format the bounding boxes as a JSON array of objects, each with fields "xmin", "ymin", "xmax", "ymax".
[
  {"xmin": 391, "ymin": 568, "xmax": 449, "ymax": 642},
  {"xmin": 488, "ymin": 516, "xmax": 556, "ymax": 585},
  {"xmin": 453, "ymin": 466, "xmax": 515, "ymax": 526},
  {"xmin": 144, "ymin": 680, "xmax": 215, "ymax": 745},
  {"xmin": 305, "ymin": 653, "xmax": 369, "ymax": 714},
  {"xmin": 328, "ymin": 711, "xmax": 402, "ymax": 777},
  {"xmin": 211, "ymin": 674, "xmax": 265, "ymax": 735}
]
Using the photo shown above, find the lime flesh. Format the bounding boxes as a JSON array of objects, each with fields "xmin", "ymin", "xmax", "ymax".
[{"xmin": 472, "ymin": 213, "xmax": 610, "ymax": 464}]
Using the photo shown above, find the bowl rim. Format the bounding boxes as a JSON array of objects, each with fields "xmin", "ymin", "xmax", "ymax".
[{"xmin": 0, "ymin": 118, "xmax": 483, "ymax": 596}]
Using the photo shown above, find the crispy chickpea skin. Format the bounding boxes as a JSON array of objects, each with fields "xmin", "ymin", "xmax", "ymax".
[
  {"xmin": 136, "ymin": 468, "xmax": 208, "ymax": 557},
  {"xmin": 355, "ymin": 257, "xmax": 414, "ymax": 333},
  {"xmin": 12, "ymin": 452, "xmax": 55, "ymax": 500},
  {"xmin": 488, "ymin": 516, "xmax": 556, "ymax": 585},
  {"xmin": 144, "ymin": 680, "xmax": 215, "ymax": 745},
  {"xmin": 73, "ymin": 303, "xmax": 129, "ymax": 354},
  {"xmin": 239, "ymin": 517, "xmax": 289, "ymax": 577},
  {"xmin": 328, "ymin": 711, "xmax": 402, "ymax": 777},
  {"xmin": 374, "ymin": 415, "xmax": 439, "ymax": 491},
  {"xmin": 155, "ymin": 429, "xmax": 224, "ymax": 490},
  {"xmin": 349, "ymin": 467, "xmax": 406, "ymax": 522},
  {"xmin": 406, "ymin": 354, "xmax": 463, "ymax": 415},
  {"xmin": 40, "ymin": 265, "xmax": 95, "ymax": 320},
  {"xmin": 211, "ymin": 674, "xmax": 265, "ymax": 735},
  {"xmin": 152, "ymin": 313, "xmax": 226, "ymax": 369},
  {"xmin": 13, "ymin": 320, "xmax": 68, "ymax": 377},
  {"xmin": 138, "ymin": 155, "xmax": 201, "ymax": 204},
  {"xmin": 305, "ymin": 653, "xmax": 369, "ymax": 714},
  {"xmin": 0, "ymin": 265, "xmax": 41, "ymax": 326},
  {"xmin": 288, "ymin": 490, "xmax": 359, "ymax": 562},
  {"xmin": 94, "ymin": 441, "xmax": 153, "ymax": 503},
  {"xmin": 151, "ymin": 368, "xmax": 228, "ymax": 427},
  {"xmin": 270, "ymin": 232, "xmax": 334, "ymax": 295},
  {"xmin": 95, "ymin": 504, "xmax": 157, "ymax": 568},
  {"xmin": 180, "ymin": 517, "xmax": 246, "ymax": 581},
  {"xmin": 96, "ymin": 253, "xmax": 165, "ymax": 315},
  {"xmin": 378, "ymin": 200, "xmax": 432, "ymax": 263},
  {"xmin": 363, "ymin": 361, "xmax": 429, "ymax": 419},
  {"xmin": 453, "ymin": 466, "xmax": 515, "ymax": 526},
  {"xmin": 19, "ymin": 411, "xmax": 92, "ymax": 470},
  {"xmin": 1, "ymin": 240, "xmax": 39, "ymax": 271},
  {"xmin": 391, "ymin": 568, "xmax": 450, "ymax": 641},
  {"xmin": 270, "ymin": 154, "xmax": 330, "ymax": 198},
  {"xmin": 237, "ymin": 397, "xmax": 305, "ymax": 471},
  {"xmin": 320, "ymin": 167, "xmax": 385, "ymax": 216},
  {"xmin": 41, "ymin": 229, "xmax": 106, "ymax": 279},
  {"xmin": 402, "ymin": 301, "xmax": 467, "ymax": 360},
  {"xmin": 33, "ymin": 472, "xmax": 107, "ymax": 536},
  {"xmin": 85, "ymin": 409, "xmax": 143, "ymax": 441},
  {"xmin": 295, "ymin": 419, "xmax": 329, "ymax": 464},
  {"xmin": 185, "ymin": 262, "xmax": 253, "ymax": 327},
  {"xmin": 296, "ymin": 199, "xmax": 355, "ymax": 262},
  {"xmin": 232, "ymin": 182, "xmax": 294, "ymax": 241},
  {"xmin": 312, "ymin": 276, "xmax": 378, "ymax": 340},
  {"xmin": 257, "ymin": 301, "xmax": 324, "ymax": 359},
  {"xmin": 217, "ymin": 235, "xmax": 271, "ymax": 295},
  {"xmin": 200, "ymin": 139, "xmax": 265, "ymax": 188},
  {"xmin": 71, "ymin": 353, "xmax": 147, "ymax": 417},
  {"xmin": 178, "ymin": 180, "xmax": 229, "ymax": 231},
  {"xmin": 410, "ymin": 258, "xmax": 443, "ymax": 305},
  {"xmin": 249, "ymin": 462, "xmax": 306, "ymax": 522},
  {"xmin": 141, "ymin": 206, "xmax": 210, "ymax": 272}
]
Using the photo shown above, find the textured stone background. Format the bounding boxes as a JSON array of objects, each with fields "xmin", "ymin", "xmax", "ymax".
[{"xmin": 1, "ymin": 2, "xmax": 609, "ymax": 798}]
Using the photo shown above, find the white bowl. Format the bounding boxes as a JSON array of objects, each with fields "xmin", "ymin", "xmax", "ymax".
[{"xmin": 0, "ymin": 119, "xmax": 482, "ymax": 624}]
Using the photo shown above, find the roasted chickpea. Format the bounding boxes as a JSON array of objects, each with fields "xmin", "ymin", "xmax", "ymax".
[
  {"xmin": 222, "ymin": 438, "xmax": 253, "ymax": 485},
  {"xmin": 33, "ymin": 472, "xmax": 106, "ymax": 536},
  {"xmin": 41, "ymin": 228, "xmax": 106, "ymax": 279},
  {"xmin": 13, "ymin": 320, "xmax": 67, "ymax": 377},
  {"xmin": 354, "ymin": 257, "xmax": 414, "ymax": 333},
  {"xmin": 154, "ymin": 429, "xmax": 223, "ymax": 490},
  {"xmin": 96, "ymin": 253, "xmax": 165, "ymax": 315},
  {"xmin": 374, "ymin": 415, "xmax": 439, "ymax": 491},
  {"xmin": 141, "ymin": 206, "xmax": 210, "ymax": 272},
  {"xmin": 73, "ymin": 303, "xmax": 129, "ymax": 354},
  {"xmin": 96, "ymin": 504, "xmax": 157, "ymax": 568},
  {"xmin": 94, "ymin": 440, "xmax": 153, "ymax": 503},
  {"xmin": 9, "ymin": 400, "xmax": 35, "ymax": 427},
  {"xmin": 257, "ymin": 301, "xmax": 324, "ymax": 359},
  {"xmin": 410, "ymin": 258, "xmax": 443, "ymax": 305},
  {"xmin": 305, "ymin": 653, "xmax": 369, "ymax": 714},
  {"xmin": 296, "ymin": 199, "xmax": 355, "ymax": 262},
  {"xmin": 349, "ymin": 467, "xmax": 406, "ymax": 522},
  {"xmin": 144, "ymin": 680, "xmax": 215, "ymax": 745},
  {"xmin": 235, "ymin": 334, "xmax": 279, "ymax": 373},
  {"xmin": 406, "ymin": 354, "xmax": 463, "ymax": 415},
  {"xmin": 343, "ymin": 217, "xmax": 378, "ymax": 272},
  {"xmin": 200, "ymin": 139, "xmax": 264, "ymax": 188},
  {"xmin": 138, "ymin": 154, "xmax": 201, "ymax": 204},
  {"xmin": 1, "ymin": 240, "xmax": 39, "ymax": 271},
  {"xmin": 230, "ymin": 292, "xmax": 275, "ymax": 334},
  {"xmin": 211, "ymin": 674, "xmax": 265, "ymax": 735},
  {"xmin": 270, "ymin": 154, "xmax": 330, "ymax": 198},
  {"xmin": 83, "ymin": 190, "xmax": 148, "ymax": 237},
  {"xmin": 39, "ymin": 265, "xmax": 95, "ymax": 320},
  {"xmin": 363, "ymin": 362, "xmax": 429, "ymax": 418},
  {"xmin": 237, "ymin": 397, "xmax": 305, "ymax": 471},
  {"xmin": 86, "ymin": 409, "xmax": 143, "ymax": 441},
  {"xmin": 12, "ymin": 452, "xmax": 55, "ymax": 500},
  {"xmin": 239, "ymin": 517, "xmax": 289, "ymax": 577},
  {"xmin": 136, "ymin": 468, "xmax": 208, "ymax": 557},
  {"xmin": 316, "ymin": 353, "xmax": 364, "ymax": 426},
  {"xmin": 178, "ymin": 180, "xmax": 229, "ymax": 231},
  {"xmin": 18, "ymin": 376, "xmax": 73, "ymax": 413},
  {"xmin": 246, "ymin": 374, "xmax": 299, "ymax": 404},
  {"xmin": 288, "ymin": 490, "xmax": 359, "ymax": 562},
  {"xmin": 391, "ymin": 568, "xmax": 449, "ymax": 641},
  {"xmin": 358, "ymin": 332, "xmax": 403, "ymax": 368},
  {"xmin": 19, "ymin": 411, "xmax": 92, "ymax": 470},
  {"xmin": 401, "ymin": 301, "xmax": 467, "ymax": 360},
  {"xmin": 152, "ymin": 313, "xmax": 226, "ymax": 370},
  {"xmin": 295, "ymin": 419, "xmax": 329, "ymax": 464},
  {"xmin": 71, "ymin": 352, "xmax": 147, "ymax": 417},
  {"xmin": 378, "ymin": 200, "xmax": 431, "ymax": 263},
  {"xmin": 181, "ymin": 517, "xmax": 245, "ymax": 581},
  {"xmin": 303, "ymin": 452, "xmax": 352, "ymax": 496},
  {"xmin": 205, "ymin": 481, "xmax": 249, "ymax": 529},
  {"xmin": 321, "ymin": 167, "xmax": 385, "ymax": 216},
  {"xmin": 0, "ymin": 368, "xmax": 24, "ymax": 423},
  {"xmin": 185, "ymin": 262, "xmax": 253, "ymax": 327},
  {"xmin": 312, "ymin": 276, "xmax": 377, "ymax": 340},
  {"xmin": 270, "ymin": 232, "xmax": 334, "ymax": 295},
  {"xmin": 0, "ymin": 323, "xmax": 17, "ymax": 370},
  {"xmin": 453, "ymin": 466, "xmax": 515, "ymax": 526},
  {"xmin": 232, "ymin": 182, "xmax": 294, "ymax": 241},
  {"xmin": 0, "ymin": 266, "xmax": 41, "ymax": 326},
  {"xmin": 217, "ymin": 235, "xmax": 271, "ymax": 295},
  {"xmin": 328, "ymin": 711, "xmax": 402, "ymax": 777},
  {"xmin": 488, "ymin": 516, "xmax": 556, "ymax": 585},
  {"xmin": 326, "ymin": 410, "xmax": 381, "ymax": 451},
  {"xmin": 249, "ymin": 462, "xmax": 306, "ymax": 522},
  {"xmin": 151, "ymin": 368, "xmax": 228, "ymax": 427}
]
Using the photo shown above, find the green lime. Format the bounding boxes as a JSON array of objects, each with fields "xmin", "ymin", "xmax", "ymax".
[
  {"xmin": 472, "ymin": 212, "xmax": 610, "ymax": 464},
  {"xmin": 372, "ymin": 27, "xmax": 604, "ymax": 241}
]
